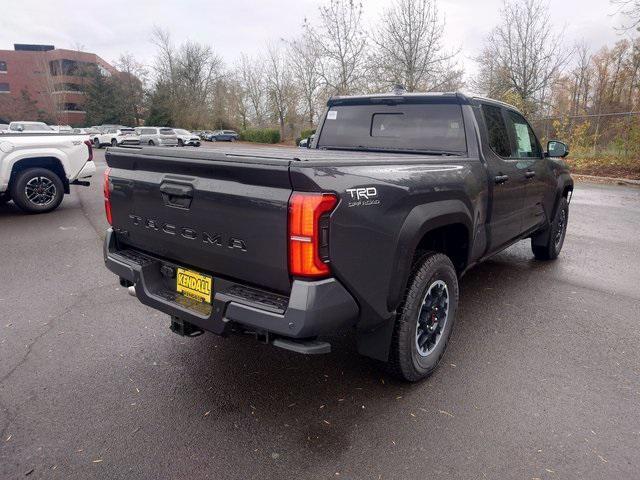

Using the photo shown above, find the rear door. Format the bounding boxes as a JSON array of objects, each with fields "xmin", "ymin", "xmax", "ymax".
[
  {"xmin": 107, "ymin": 151, "xmax": 293, "ymax": 293},
  {"xmin": 478, "ymin": 103, "xmax": 528, "ymax": 252}
]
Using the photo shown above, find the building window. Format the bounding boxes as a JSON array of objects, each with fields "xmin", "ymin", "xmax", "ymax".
[
  {"xmin": 0, "ymin": 61, "xmax": 6, "ymax": 73},
  {"xmin": 49, "ymin": 59, "xmax": 96, "ymax": 77},
  {"xmin": 54, "ymin": 82, "xmax": 84, "ymax": 92},
  {"xmin": 62, "ymin": 103, "xmax": 84, "ymax": 111},
  {"xmin": 0, "ymin": 82, "xmax": 10, "ymax": 93}
]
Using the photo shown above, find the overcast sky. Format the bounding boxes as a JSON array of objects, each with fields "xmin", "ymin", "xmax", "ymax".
[{"xmin": 0, "ymin": 0, "xmax": 630, "ymax": 86}]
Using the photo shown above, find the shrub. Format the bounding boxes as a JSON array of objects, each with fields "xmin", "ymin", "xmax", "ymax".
[{"xmin": 239, "ymin": 128, "xmax": 280, "ymax": 144}]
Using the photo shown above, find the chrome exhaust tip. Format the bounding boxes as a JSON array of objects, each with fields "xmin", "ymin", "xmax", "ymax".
[{"xmin": 127, "ymin": 285, "xmax": 136, "ymax": 297}]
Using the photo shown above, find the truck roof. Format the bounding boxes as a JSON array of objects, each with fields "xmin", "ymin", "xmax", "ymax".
[{"xmin": 327, "ymin": 91, "xmax": 521, "ymax": 113}]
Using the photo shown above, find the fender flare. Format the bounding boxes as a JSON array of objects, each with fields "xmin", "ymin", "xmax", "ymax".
[
  {"xmin": 2, "ymin": 150, "xmax": 71, "ymax": 193},
  {"xmin": 387, "ymin": 199, "xmax": 473, "ymax": 312},
  {"xmin": 533, "ymin": 173, "xmax": 573, "ymax": 246}
]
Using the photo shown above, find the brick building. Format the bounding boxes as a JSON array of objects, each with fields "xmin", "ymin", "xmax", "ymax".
[{"xmin": 0, "ymin": 44, "xmax": 117, "ymax": 125}]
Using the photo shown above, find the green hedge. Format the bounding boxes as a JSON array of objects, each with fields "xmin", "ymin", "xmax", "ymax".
[{"xmin": 239, "ymin": 128, "xmax": 280, "ymax": 144}]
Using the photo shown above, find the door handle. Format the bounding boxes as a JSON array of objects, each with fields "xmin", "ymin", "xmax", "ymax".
[
  {"xmin": 160, "ymin": 182, "xmax": 193, "ymax": 209},
  {"xmin": 160, "ymin": 183, "xmax": 193, "ymax": 197},
  {"xmin": 525, "ymin": 171, "xmax": 536, "ymax": 179},
  {"xmin": 494, "ymin": 174, "xmax": 509, "ymax": 184}
]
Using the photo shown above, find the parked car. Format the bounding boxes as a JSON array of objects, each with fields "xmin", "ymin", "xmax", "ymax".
[
  {"xmin": 0, "ymin": 131, "xmax": 95, "ymax": 213},
  {"xmin": 298, "ymin": 134, "xmax": 315, "ymax": 148},
  {"xmin": 72, "ymin": 127, "xmax": 99, "ymax": 135},
  {"xmin": 173, "ymin": 129, "xmax": 201, "ymax": 147},
  {"xmin": 206, "ymin": 130, "xmax": 239, "ymax": 142},
  {"xmin": 135, "ymin": 127, "xmax": 179, "ymax": 147},
  {"xmin": 93, "ymin": 127, "xmax": 140, "ymax": 148},
  {"xmin": 103, "ymin": 92, "xmax": 572, "ymax": 381},
  {"xmin": 51, "ymin": 125, "xmax": 73, "ymax": 133},
  {"xmin": 8, "ymin": 121, "xmax": 54, "ymax": 132}
]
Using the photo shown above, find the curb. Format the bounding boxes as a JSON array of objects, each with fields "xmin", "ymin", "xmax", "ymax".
[{"xmin": 572, "ymin": 173, "xmax": 640, "ymax": 187}]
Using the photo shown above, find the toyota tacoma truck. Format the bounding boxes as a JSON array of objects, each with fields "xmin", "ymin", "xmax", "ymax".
[
  {"xmin": 103, "ymin": 92, "xmax": 573, "ymax": 381},
  {"xmin": 0, "ymin": 132, "xmax": 96, "ymax": 213}
]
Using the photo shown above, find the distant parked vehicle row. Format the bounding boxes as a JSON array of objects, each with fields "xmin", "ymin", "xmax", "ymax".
[{"xmin": 2, "ymin": 122, "xmax": 204, "ymax": 149}]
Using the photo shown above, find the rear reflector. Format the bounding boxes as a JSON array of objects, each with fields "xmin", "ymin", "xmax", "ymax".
[
  {"xmin": 103, "ymin": 167, "xmax": 112, "ymax": 225},
  {"xmin": 84, "ymin": 139, "xmax": 93, "ymax": 162},
  {"xmin": 288, "ymin": 192, "xmax": 337, "ymax": 278}
]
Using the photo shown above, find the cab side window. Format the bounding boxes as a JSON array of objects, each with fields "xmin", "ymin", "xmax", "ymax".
[
  {"xmin": 482, "ymin": 104, "xmax": 511, "ymax": 157},
  {"xmin": 506, "ymin": 110, "xmax": 542, "ymax": 158}
]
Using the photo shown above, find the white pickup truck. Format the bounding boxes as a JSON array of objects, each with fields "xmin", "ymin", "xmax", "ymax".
[{"xmin": 0, "ymin": 133, "xmax": 96, "ymax": 213}]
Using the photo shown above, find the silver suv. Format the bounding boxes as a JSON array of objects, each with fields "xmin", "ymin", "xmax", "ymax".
[{"xmin": 135, "ymin": 127, "xmax": 178, "ymax": 147}]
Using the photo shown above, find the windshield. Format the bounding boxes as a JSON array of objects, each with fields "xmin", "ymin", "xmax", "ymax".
[
  {"xmin": 120, "ymin": 128, "xmax": 135, "ymax": 134},
  {"xmin": 175, "ymin": 129, "xmax": 190, "ymax": 135},
  {"xmin": 317, "ymin": 102, "xmax": 467, "ymax": 154}
]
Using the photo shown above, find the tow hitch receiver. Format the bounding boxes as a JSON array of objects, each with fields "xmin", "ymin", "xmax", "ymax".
[{"xmin": 170, "ymin": 316, "xmax": 204, "ymax": 337}]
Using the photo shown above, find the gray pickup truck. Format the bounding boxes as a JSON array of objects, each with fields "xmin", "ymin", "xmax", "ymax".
[{"xmin": 103, "ymin": 92, "xmax": 573, "ymax": 381}]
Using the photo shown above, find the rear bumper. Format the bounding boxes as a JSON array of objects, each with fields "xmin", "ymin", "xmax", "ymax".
[
  {"xmin": 76, "ymin": 160, "xmax": 96, "ymax": 179},
  {"xmin": 103, "ymin": 228, "xmax": 358, "ymax": 338}
]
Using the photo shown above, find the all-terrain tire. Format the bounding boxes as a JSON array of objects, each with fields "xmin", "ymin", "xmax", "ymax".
[
  {"xmin": 532, "ymin": 197, "xmax": 569, "ymax": 260},
  {"xmin": 388, "ymin": 252, "xmax": 459, "ymax": 382},
  {"xmin": 10, "ymin": 167, "xmax": 64, "ymax": 214}
]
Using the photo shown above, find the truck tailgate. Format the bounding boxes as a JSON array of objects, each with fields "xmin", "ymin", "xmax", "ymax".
[{"xmin": 106, "ymin": 148, "xmax": 292, "ymax": 293}]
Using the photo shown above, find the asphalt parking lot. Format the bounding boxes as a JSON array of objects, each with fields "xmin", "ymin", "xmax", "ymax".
[{"xmin": 1, "ymin": 146, "xmax": 639, "ymax": 479}]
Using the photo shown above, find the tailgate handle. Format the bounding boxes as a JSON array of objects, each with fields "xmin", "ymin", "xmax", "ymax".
[{"xmin": 160, "ymin": 182, "xmax": 193, "ymax": 209}]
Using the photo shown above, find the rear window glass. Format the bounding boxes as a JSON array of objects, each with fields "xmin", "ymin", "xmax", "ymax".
[
  {"xmin": 482, "ymin": 104, "xmax": 510, "ymax": 157},
  {"xmin": 160, "ymin": 128, "xmax": 174, "ymax": 134},
  {"xmin": 317, "ymin": 103, "xmax": 466, "ymax": 153},
  {"xmin": 120, "ymin": 128, "xmax": 134, "ymax": 134}
]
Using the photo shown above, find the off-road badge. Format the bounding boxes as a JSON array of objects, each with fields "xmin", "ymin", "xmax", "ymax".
[{"xmin": 346, "ymin": 186, "xmax": 380, "ymax": 207}]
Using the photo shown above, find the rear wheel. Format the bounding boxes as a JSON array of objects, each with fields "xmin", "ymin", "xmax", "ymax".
[
  {"xmin": 388, "ymin": 252, "xmax": 459, "ymax": 382},
  {"xmin": 111, "ymin": 138, "xmax": 118, "ymax": 147},
  {"xmin": 10, "ymin": 168, "xmax": 64, "ymax": 214},
  {"xmin": 531, "ymin": 197, "xmax": 569, "ymax": 260},
  {"xmin": 148, "ymin": 140, "xmax": 155, "ymax": 146},
  {"xmin": 230, "ymin": 137, "xmax": 236, "ymax": 142},
  {"xmin": 178, "ymin": 139, "xmax": 184, "ymax": 147},
  {"xmin": 93, "ymin": 138, "xmax": 101, "ymax": 149}
]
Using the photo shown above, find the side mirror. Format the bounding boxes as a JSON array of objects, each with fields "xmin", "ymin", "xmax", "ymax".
[{"xmin": 546, "ymin": 140, "xmax": 569, "ymax": 158}]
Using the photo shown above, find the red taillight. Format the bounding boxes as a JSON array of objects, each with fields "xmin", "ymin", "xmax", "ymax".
[
  {"xmin": 103, "ymin": 167, "xmax": 112, "ymax": 225},
  {"xmin": 84, "ymin": 139, "xmax": 93, "ymax": 162},
  {"xmin": 288, "ymin": 192, "xmax": 338, "ymax": 278}
]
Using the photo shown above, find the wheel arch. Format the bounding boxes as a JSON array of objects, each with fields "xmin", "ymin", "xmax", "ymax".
[
  {"xmin": 387, "ymin": 200, "xmax": 473, "ymax": 313},
  {"xmin": 9, "ymin": 156, "xmax": 70, "ymax": 193}
]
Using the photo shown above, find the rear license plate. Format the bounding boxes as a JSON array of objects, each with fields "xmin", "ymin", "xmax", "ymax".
[{"xmin": 176, "ymin": 268, "xmax": 212, "ymax": 304}]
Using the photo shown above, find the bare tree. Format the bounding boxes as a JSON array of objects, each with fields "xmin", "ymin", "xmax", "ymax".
[
  {"xmin": 115, "ymin": 53, "xmax": 147, "ymax": 125},
  {"xmin": 289, "ymin": 34, "xmax": 323, "ymax": 127},
  {"xmin": 238, "ymin": 53, "xmax": 266, "ymax": 126},
  {"xmin": 264, "ymin": 44, "xmax": 297, "ymax": 140},
  {"xmin": 150, "ymin": 27, "xmax": 224, "ymax": 127},
  {"xmin": 611, "ymin": 0, "xmax": 640, "ymax": 31},
  {"xmin": 304, "ymin": 0, "xmax": 368, "ymax": 95},
  {"xmin": 475, "ymin": 0, "xmax": 570, "ymax": 115},
  {"xmin": 370, "ymin": 0, "xmax": 461, "ymax": 92}
]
